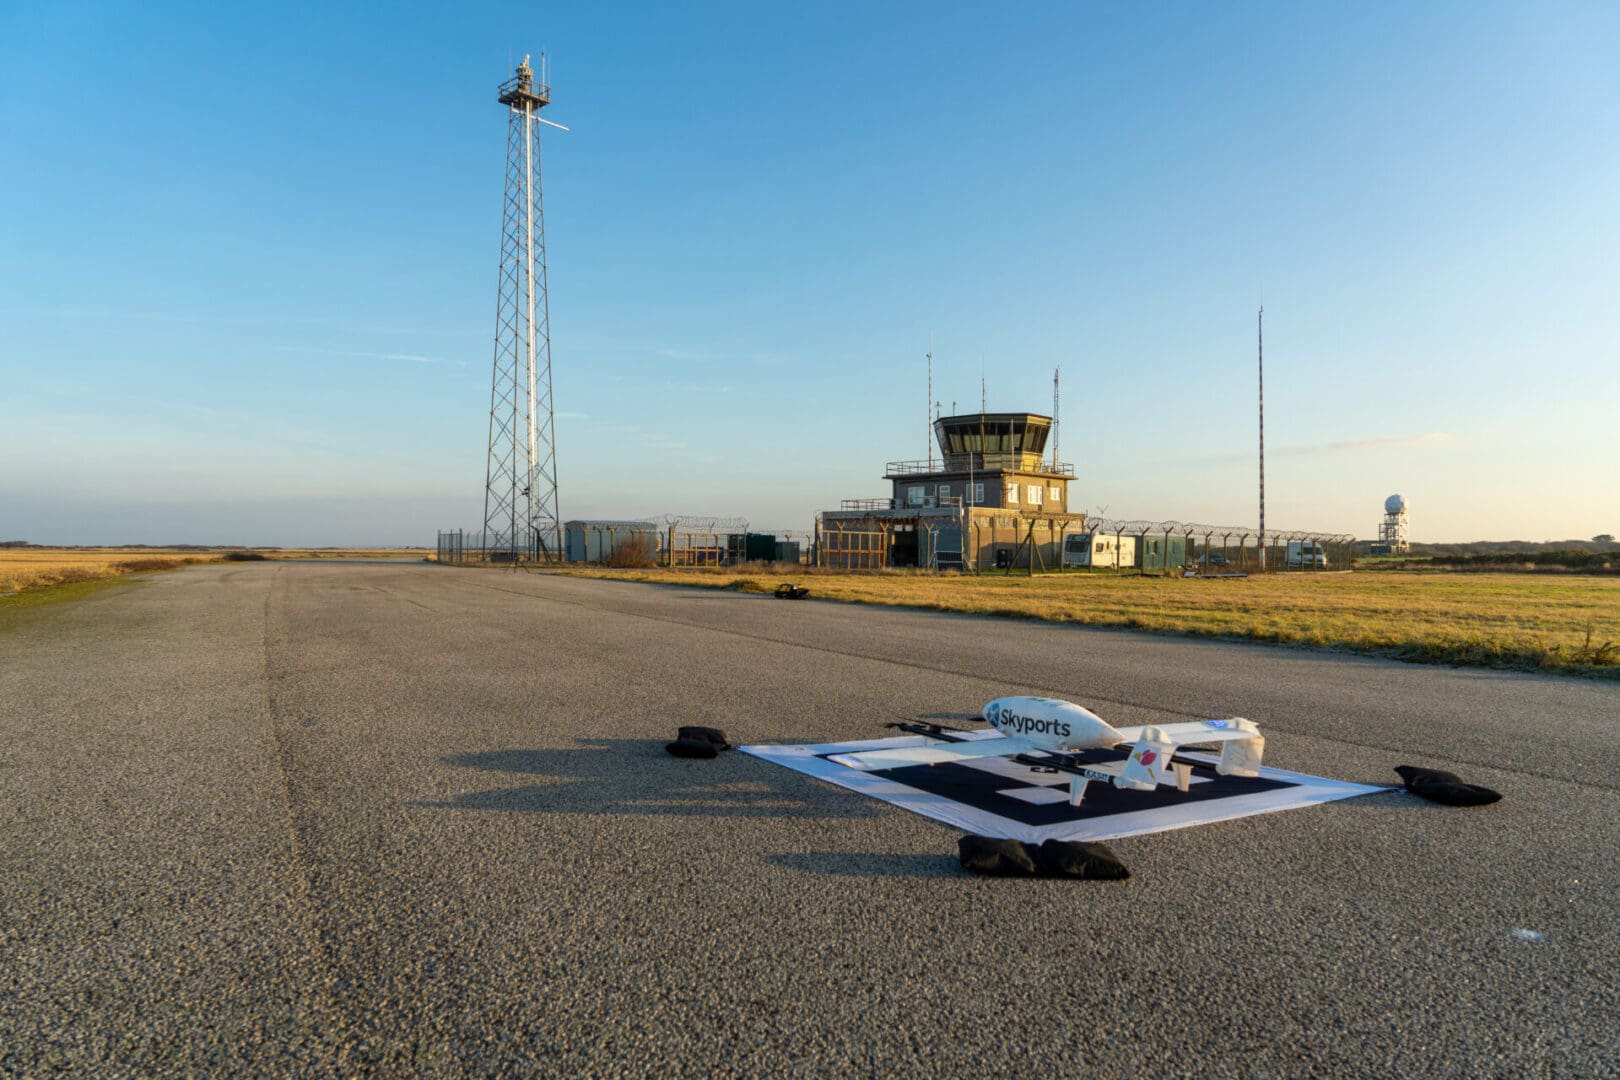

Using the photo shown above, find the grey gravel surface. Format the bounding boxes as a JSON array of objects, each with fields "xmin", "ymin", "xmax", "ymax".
[{"xmin": 2, "ymin": 561, "xmax": 1616, "ymax": 1077}]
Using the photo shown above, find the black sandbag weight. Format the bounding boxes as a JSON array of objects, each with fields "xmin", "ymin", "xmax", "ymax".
[
  {"xmin": 666, "ymin": 725, "xmax": 732, "ymax": 758},
  {"xmin": 1394, "ymin": 765, "xmax": 1502, "ymax": 807},
  {"xmin": 957, "ymin": 835, "xmax": 1130, "ymax": 880}
]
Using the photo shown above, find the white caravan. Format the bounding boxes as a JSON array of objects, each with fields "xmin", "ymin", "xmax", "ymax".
[{"xmin": 1062, "ymin": 533, "xmax": 1137, "ymax": 569}]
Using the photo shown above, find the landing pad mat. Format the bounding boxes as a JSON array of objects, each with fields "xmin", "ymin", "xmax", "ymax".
[{"xmin": 742, "ymin": 730, "xmax": 1384, "ymax": 843}]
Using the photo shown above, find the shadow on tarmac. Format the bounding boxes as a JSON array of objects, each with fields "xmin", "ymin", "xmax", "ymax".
[{"xmin": 422, "ymin": 738, "xmax": 880, "ymax": 819}]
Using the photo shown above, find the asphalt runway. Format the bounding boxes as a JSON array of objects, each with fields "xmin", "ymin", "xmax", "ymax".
[{"xmin": 2, "ymin": 561, "xmax": 1616, "ymax": 1076}]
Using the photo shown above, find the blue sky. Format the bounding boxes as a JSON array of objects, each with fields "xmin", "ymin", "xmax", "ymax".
[{"xmin": 2, "ymin": 2, "xmax": 1616, "ymax": 545}]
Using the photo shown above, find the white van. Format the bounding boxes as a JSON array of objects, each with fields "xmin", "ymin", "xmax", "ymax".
[{"xmin": 1286, "ymin": 541, "xmax": 1329, "ymax": 568}]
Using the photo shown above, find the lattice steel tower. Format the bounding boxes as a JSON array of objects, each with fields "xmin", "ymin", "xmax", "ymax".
[{"xmin": 483, "ymin": 55, "xmax": 561, "ymax": 561}]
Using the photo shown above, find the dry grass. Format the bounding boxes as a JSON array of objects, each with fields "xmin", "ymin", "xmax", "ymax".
[
  {"xmin": 556, "ymin": 566, "xmax": 1620, "ymax": 676},
  {"xmin": 603, "ymin": 534, "xmax": 660, "ymax": 569},
  {"xmin": 0, "ymin": 549, "xmax": 227, "ymax": 593}
]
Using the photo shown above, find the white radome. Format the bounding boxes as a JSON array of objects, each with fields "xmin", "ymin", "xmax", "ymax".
[{"xmin": 1385, "ymin": 493, "xmax": 1407, "ymax": 516}]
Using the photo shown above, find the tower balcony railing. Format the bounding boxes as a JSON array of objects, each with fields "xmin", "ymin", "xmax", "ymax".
[
  {"xmin": 885, "ymin": 456, "xmax": 1074, "ymax": 477},
  {"xmin": 839, "ymin": 496, "xmax": 967, "ymax": 512}
]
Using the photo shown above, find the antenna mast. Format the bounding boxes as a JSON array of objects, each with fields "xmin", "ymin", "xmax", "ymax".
[
  {"xmin": 1051, "ymin": 367, "xmax": 1060, "ymax": 469},
  {"xmin": 1257, "ymin": 304, "xmax": 1266, "ymax": 571},
  {"xmin": 484, "ymin": 54, "xmax": 562, "ymax": 562},
  {"xmin": 926, "ymin": 337, "xmax": 935, "ymax": 470}
]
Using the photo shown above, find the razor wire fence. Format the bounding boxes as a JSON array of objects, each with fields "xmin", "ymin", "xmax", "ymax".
[
  {"xmin": 437, "ymin": 515, "xmax": 1354, "ymax": 573},
  {"xmin": 1083, "ymin": 519, "xmax": 1357, "ymax": 573}
]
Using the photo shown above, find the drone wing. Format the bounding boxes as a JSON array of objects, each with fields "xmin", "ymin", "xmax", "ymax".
[
  {"xmin": 827, "ymin": 718, "xmax": 1264, "ymax": 794},
  {"xmin": 827, "ymin": 736, "xmax": 1019, "ymax": 772}
]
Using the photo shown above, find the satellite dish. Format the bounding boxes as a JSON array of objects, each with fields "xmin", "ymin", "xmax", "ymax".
[{"xmin": 1385, "ymin": 494, "xmax": 1407, "ymax": 516}]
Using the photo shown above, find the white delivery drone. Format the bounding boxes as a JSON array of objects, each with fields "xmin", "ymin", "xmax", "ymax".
[{"xmin": 829, "ymin": 695, "xmax": 1265, "ymax": 807}]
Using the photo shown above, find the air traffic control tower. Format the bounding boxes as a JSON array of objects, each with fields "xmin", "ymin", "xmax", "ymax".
[{"xmin": 818, "ymin": 412, "xmax": 1087, "ymax": 570}]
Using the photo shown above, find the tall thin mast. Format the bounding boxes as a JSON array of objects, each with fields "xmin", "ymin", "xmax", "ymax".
[
  {"xmin": 926, "ymin": 337, "xmax": 934, "ymax": 470},
  {"xmin": 1258, "ymin": 304, "xmax": 1266, "ymax": 571},
  {"xmin": 1051, "ymin": 367, "xmax": 1059, "ymax": 469},
  {"xmin": 523, "ymin": 90, "xmax": 537, "ymax": 519}
]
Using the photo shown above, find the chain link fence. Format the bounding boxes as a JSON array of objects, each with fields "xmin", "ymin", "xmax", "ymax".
[
  {"xmin": 1082, "ymin": 519, "xmax": 1357, "ymax": 574},
  {"xmin": 438, "ymin": 516, "xmax": 1353, "ymax": 574}
]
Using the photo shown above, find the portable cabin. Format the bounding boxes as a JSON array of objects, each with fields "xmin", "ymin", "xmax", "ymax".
[{"xmin": 1136, "ymin": 533, "xmax": 1186, "ymax": 571}]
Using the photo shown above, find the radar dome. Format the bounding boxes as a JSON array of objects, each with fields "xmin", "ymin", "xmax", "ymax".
[{"xmin": 1385, "ymin": 494, "xmax": 1407, "ymax": 516}]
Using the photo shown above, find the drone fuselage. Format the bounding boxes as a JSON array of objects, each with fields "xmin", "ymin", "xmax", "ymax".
[{"xmin": 982, "ymin": 696, "xmax": 1123, "ymax": 754}]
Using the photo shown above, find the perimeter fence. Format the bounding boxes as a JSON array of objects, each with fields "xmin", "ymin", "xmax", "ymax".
[
  {"xmin": 435, "ymin": 516, "xmax": 813, "ymax": 568},
  {"xmin": 1081, "ymin": 519, "xmax": 1357, "ymax": 574},
  {"xmin": 436, "ymin": 517, "xmax": 1352, "ymax": 574}
]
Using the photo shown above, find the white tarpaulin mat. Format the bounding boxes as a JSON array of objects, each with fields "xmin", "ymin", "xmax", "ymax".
[{"xmin": 742, "ymin": 730, "xmax": 1385, "ymax": 843}]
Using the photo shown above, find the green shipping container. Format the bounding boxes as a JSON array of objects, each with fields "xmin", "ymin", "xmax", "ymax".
[{"xmin": 745, "ymin": 533, "xmax": 777, "ymax": 562}]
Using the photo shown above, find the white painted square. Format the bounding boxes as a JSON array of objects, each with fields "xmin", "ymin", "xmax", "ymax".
[{"xmin": 999, "ymin": 786, "xmax": 1072, "ymax": 806}]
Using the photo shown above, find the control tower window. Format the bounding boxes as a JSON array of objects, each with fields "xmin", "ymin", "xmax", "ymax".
[
  {"xmin": 1005, "ymin": 482, "xmax": 1019, "ymax": 505},
  {"xmin": 1027, "ymin": 485, "xmax": 1043, "ymax": 506},
  {"xmin": 907, "ymin": 485, "xmax": 925, "ymax": 507}
]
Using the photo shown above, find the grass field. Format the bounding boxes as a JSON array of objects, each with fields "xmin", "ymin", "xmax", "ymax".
[
  {"xmin": 555, "ymin": 566, "xmax": 1620, "ymax": 677},
  {"xmin": 0, "ymin": 548, "xmax": 425, "ymax": 595}
]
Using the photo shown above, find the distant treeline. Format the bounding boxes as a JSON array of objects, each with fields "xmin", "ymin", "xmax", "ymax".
[
  {"xmin": 1436, "ymin": 551, "xmax": 1614, "ymax": 570},
  {"xmin": 1408, "ymin": 539, "xmax": 1617, "ymax": 557}
]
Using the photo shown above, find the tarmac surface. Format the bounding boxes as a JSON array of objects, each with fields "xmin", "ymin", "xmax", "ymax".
[{"xmin": 2, "ymin": 560, "xmax": 1617, "ymax": 1077}]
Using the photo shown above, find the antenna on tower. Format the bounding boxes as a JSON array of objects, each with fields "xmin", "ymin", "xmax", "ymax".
[
  {"xmin": 1051, "ymin": 367, "xmax": 1060, "ymax": 470},
  {"xmin": 926, "ymin": 336, "xmax": 934, "ymax": 470},
  {"xmin": 484, "ymin": 54, "xmax": 568, "ymax": 563}
]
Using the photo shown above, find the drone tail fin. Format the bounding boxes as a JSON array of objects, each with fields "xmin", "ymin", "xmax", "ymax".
[
  {"xmin": 1117, "ymin": 727, "xmax": 1175, "ymax": 791},
  {"xmin": 1217, "ymin": 729, "xmax": 1265, "ymax": 777}
]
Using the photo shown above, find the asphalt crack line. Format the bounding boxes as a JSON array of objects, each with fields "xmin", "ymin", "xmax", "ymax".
[{"xmin": 261, "ymin": 565, "xmax": 357, "ymax": 1070}]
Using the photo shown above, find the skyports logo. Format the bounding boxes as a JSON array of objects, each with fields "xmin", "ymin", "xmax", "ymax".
[{"xmin": 990, "ymin": 706, "xmax": 1072, "ymax": 740}]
